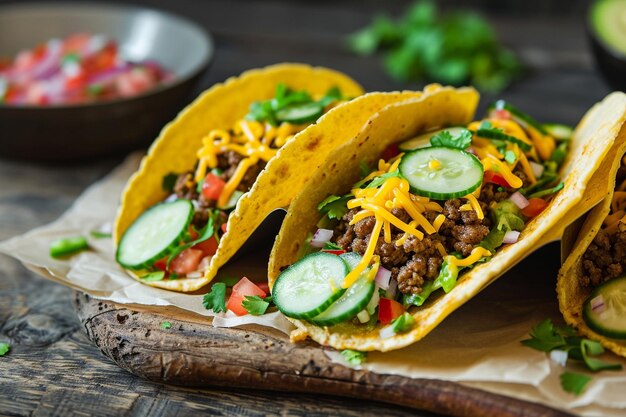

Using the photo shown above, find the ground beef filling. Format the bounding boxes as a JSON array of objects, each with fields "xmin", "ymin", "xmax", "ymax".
[
  {"xmin": 333, "ymin": 200, "xmax": 492, "ymax": 295},
  {"xmin": 582, "ymin": 227, "xmax": 626, "ymax": 289},
  {"xmin": 332, "ymin": 169, "xmax": 532, "ymax": 295},
  {"xmin": 173, "ymin": 150, "xmax": 265, "ymax": 227}
]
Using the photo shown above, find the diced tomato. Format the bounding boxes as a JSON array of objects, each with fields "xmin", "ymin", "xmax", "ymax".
[
  {"xmin": 226, "ymin": 291, "xmax": 247, "ymax": 316},
  {"xmin": 483, "ymin": 171, "xmax": 511, "ymax": 188},
  {"xmin": 221, "ymin": 222, "xmax": 228, "ymax": 234},
  {"xmin": 321, "ymin": 249, "xmax": 346, "ymax": 256},
  {"xmin": 381, "ymin": 143, "xmax": 400, "ymax": 161},
  {"xmin": 193, "ymin": 236, "xmax": 218, "ymax": 257},
  {"xmin": 201, "ymin": 173, "xmax": 226, "ymax": 201},
  {"xmin": 62, "ymin": 33, "xmax": 92, "ymax": 54},
  {"xmin": 169, "ymin": 248, "xmax": 203, "ymax": 275},
  {"xmin": 257, "ymin": 282, "xmax": 270, "ymax": 294},
  {"xmin": 82, "ymin": 42, "xmax": 117, "ymax": 74},
  {"xmin": 65, "ymin": 72, "xmax": 87, "ymax": 91},
  {"xmin": 233, "ymin": 277, "xmax": 267, "ymax": 298},
  {"xmin": 378, "ymin": 298, "xmax": 405, "ymax": 325},
  {"xmin": 490, "ymin": 109, "xmax": 511, "ymax": 120},
  {"xmin": 521, "ymin": 198, "xmax": 549, "ymax": 218},
  {"xmin": 227, "ymin": 277, "xmax": 267, "ymax": 316},
  {"xmin": 153, "ymin": 256, "xmax": 168, "ymax": 271}
]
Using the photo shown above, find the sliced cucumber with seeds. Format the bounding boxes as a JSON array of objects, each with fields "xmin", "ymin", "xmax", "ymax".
[
  {"xmin": 309, "ymin": 252, "xmax": 376, "ymax": 326},
  {"xmin": 475, "ymin": 128, "xmax": 532, "ymax": 152},
  {"xmin": 399, "ymin": 146, "xmax": 483, "ymax": 200},
  {"xmin": 583, "ymin": 276, "xmax": 626, "ymax": 339},
  {"xmin": 399, "ymin": 126, "xmax": 468, "ymax": 151},
  {"xmin": 116, "ymin": 200, "xmax": 193, "ymax": 269},
  {"xmin": 272, "ymin": 252, "xmax": 349, "ymax": 319},
  {"xmin": 275, "ymin": 102, "xmax": 323, "ymax": 124}
]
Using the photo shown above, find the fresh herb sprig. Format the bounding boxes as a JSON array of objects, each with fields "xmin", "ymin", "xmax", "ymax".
[
  {"xmin": 246, "ymin": 84, "xmax": 343, "ymax": 126},
  {"xmin": 242, "ymin": 295, "xmax": 273, "ymax": 315},
  {"xmin": 348, "ymin": 1, "xmax": 521, "ymax": 92},
  {"xmin": 203, "ymin": 282, "xmax": 227, "ymax": 313},
  {"xmin": 522, "ymin": 319, "xmax": 623, "ymax": 395}
]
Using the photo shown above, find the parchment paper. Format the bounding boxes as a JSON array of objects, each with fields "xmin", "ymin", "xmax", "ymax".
[{"xmin": 1, "ymin": 154, "xmax": 625, "ymax": 416}]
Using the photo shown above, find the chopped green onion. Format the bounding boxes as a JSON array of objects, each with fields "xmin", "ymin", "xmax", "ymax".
[
  {"xmin": 528, "ymin": 182, "xmax": 564, "ymax": 199},
  {"xmin": 49, "ymin": 236, "xmax": 89, "ymax": 258}
]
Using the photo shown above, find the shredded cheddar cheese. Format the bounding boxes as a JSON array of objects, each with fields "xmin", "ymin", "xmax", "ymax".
[
  {"xmin": 446, "ymin": 247, "xmax": 492, "ymax": 268},
  {"xmin": 481, "ymin": 155, "xmax": 524, "ymax": 189},
  {"xmin": 194, "ymin": 119, "xmax": 303, "ymax": 207}
]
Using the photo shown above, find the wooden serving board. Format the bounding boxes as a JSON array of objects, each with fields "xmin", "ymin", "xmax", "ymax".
[{"xmin": 74, "ymin": 293, "xmax": 573, "ymax": 417}]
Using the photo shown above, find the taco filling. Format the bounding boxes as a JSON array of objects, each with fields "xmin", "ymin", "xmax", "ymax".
[
  {"xmin": 579, "ymin": 155, "xmax": 626, "ymax": 339},
  {"xmin": 116, "ymin": 83, "xmax": 347, "ymax": 280},
  {"xmin": 272, "ymin": 101, "xmax": 571, "ymax": 330}
]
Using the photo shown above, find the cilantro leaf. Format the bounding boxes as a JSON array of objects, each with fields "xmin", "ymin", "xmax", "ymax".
[
  {"xmin": 203, "ymin": 282, "xmax": 227, "ymax": 313},
  {"xmin": 141, "ymin": 271, "xmax": 165, "ymax": 282},
  {"xmin": 318, "ymin": 194, "xmax": 352, "ymax": 220},
  {"xmin": 0, "ymin": 342, "xmax": 10, "ymax": 356},
  {"xmin": 365, "ymin": 170, "xmax": 400, "ymax": 189},
  {"xmin": 162, "ymin": 173, "xmax": 178, "ymax": 193},
  {"xmin": 160, "ymin": 321, "xmax": 172, "ymax": 330},
  {"xmin": 560, "ymin": 372, "xmax": 591, "ymax": 396},
  {"xmin": 391, "ymin": 313, "xmax": 415, "ymax": 333},
  {"xmin": 323, "ymin": 242, "xmax": 343, "ymax": 250},
  {"xmin": 340, "ymin": 349, "xmax": 368, "ymax": 365},
  {"xmin": 521, "ymin": 319, "xmax": 566, "ymax": 352},
  {"xmin": 242, "ymin": 295, "xmax": 270, "ymax": 315},
  {"xmin": 318, "ymin": 86, "xmax": 343, "ymax": 107},
  {"xmin": 429, "ymin": 128, "xmax": 472, "ymax": 150}
]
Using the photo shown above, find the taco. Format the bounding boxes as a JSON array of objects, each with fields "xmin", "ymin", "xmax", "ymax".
[
  {"xmin": 558, "ymin": 92, "xmax": 626, "ymax": 357},
  {"xmin": 113, "ymin": 63, "xmax": 423, "ymax": 292},
  {"xmin": 269, "ymin": 88, "xmax": 621, "ymax": 352}
]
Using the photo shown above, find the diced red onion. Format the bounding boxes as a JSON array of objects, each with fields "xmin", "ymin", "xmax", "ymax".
[
  {"xmin": 375, "ymin": 266, "xmax": 392, "ymax": 290},
  {"xmin": 198, "ymin": 256, "xmax": 211, "ymax": 272},
  {"xmin": 530, "ymin": 161, "xmax": 545, "ymax": 178},
  {"xmin": 356, "ymin": 310, "xmax": 370, "ymax": 323},
  {"xmin": 590, "ymin": 295, "xmax": 606, "ymax": 313},
  {"xmin": 311, "ymin": 228, "xmax": 334, "ymax": 248},
  {"xmin": 379, "ymin": 325, "xmax": 396, "ymax": 339},
  {"xmin": 503, "ymin": 230, "xmax": 520, "ymax": 244},
  {"xmin": 87, "ymin": 64, "xmax": 131, "ymax": 84},
  {"xmin": 510, "ymin": 191, "xmax": 529, "ymax": 209},
  {"xmin": 385, "ymin": 278, "xmax": 398, "ymax": 300},
  {"xmin": 550, "ymin": 349, "xmax": 568, "ymax": 367},
  {"xmin": 164, "ymin": 193, "xmax": 178, "ymax": 203}
]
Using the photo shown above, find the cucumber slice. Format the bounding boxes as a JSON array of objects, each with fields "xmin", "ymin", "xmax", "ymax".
[
  {"xmin": 398, "ymin": 127, "xmax": 467, "ymax": 151},
  {"xmin": 309, "ymin": 252, "xmax": 376, "ymax": 326},
  {"xmin": 542, "ymin": 123, "xmax": 573, "ymax": 141},
  {"xmin": 489, "ymin": 100, "xmax": 548, "ymax": 135},
  {"xmin": 272, "ymin": 252, "xmax": 349, "ymax": 319},
  {"xmin": 399, "ymin": 146, "xmax": 484, "ymax": 199},
  {"xmin": 116, "ymin": 200, "xmax": 193, "ymax": 269},
  {"xmin": 275, "ymin": 102, "xmax": 323, "ymax": 124},
  {"xmin": 475, "ymin": 128, "xmax": 532, "ymax": 152},
  {"xmin": 583, "ymin": 276, "xmax": 626, "ymax": 339}
]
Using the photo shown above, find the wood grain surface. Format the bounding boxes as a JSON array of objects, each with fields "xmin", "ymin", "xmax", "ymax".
[
  {"xmin": 0, "ymin": 0, "xmax": 612, "ymax": 415},
  {"xmin": 74, "ymin": 293, "xmax": 574, "ymax": 417}
]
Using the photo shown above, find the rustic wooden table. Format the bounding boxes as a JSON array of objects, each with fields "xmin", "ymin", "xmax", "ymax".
[{"xmin": 0, "ymin": 0, "xmax": 614, "ymax": 415}]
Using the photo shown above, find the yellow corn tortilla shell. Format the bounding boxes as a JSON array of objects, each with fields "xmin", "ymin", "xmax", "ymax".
[
  {"xmin": 114, "ymin": 63, "xmax": 424, "ymax": 292},
  {"xmin": 558, "ymin": 92, "xmax": 626, "ymax": 357},
  {"xmin": 269, "ymin": 89, "xmax": 625, "ymax": 352}
]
